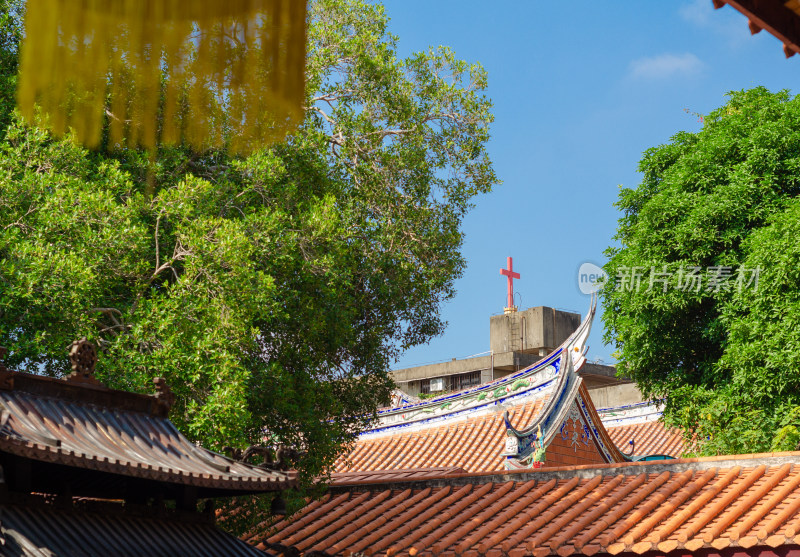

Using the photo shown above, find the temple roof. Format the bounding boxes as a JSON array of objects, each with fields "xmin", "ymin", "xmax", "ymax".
[
  {"xmin": 0, "ymin": 386, "xmax": 292, "ymax": 495},
  {"xmin": 229, "ymin": 298, "xmax": 700, "ymax": 555},
  {"xmin": 607, "ymin": 418, "xmax": 685, "ymax": 459},
  {"xmin": 249, "ymin": 452, "xmax": 800, "ymax": 557},
  {"xmin": 333, "ymin": 297, "xmax": 683, "ymax": 475},
  {"xmin": 335, "ymin": 397, "xmax": 550, "ymax": 473},
  {"xmin": 336, "ymin": 392, "xmax": 684, "ymax": 475},
  {"xmin": 0, "ymin": 340, "xmax": 295, "ymax": 555},
  {"xmin": 1, "ymin": 494, "xmax": 266, "ymax": 557},
  {"xmin": 0, "ymin": 342, "xmax": 295, "ymax": 498},
  {"xmin": 716, "ymin": 0, "xmax": 800, "ymax": 58}
]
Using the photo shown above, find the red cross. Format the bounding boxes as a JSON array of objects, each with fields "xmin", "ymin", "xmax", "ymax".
[{"xmin": 500, "ymin": 256, "xmax": 520, "ymax": 309}]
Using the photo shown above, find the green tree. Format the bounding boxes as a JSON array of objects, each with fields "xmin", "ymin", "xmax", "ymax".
[
  {"xmin": 0, "ymin": 0, "xmax": 22, "ymax": 137},
  {"xmin": 603, "ymin": 87, "xmax": 800, "ymax": 455},
  {"xmin": 0, "ymin": 0, "xmax": 496, "ymax": 483}
]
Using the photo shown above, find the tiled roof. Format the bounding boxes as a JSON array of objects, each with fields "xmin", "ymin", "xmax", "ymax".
[
  {"xmin": 607, "ymin": 420, "xmax": 685, "ymax": 458},
  {"xmin": 0, "ymin": 371, "xmax": 294, "ymax": 495},
  {"xmin": 335, "ymin": 386, "xmax": 684, "ymax": 476},
  {"xmin": 335, "ymin": 397, "xmax": 549, "ymax": 473},
  {"xmin": 250, "ymin": 452, "xmax": 800, "ymax": 556},
  {"xmin": 334, "ymin": 383, "xmax": 685, "ymax": 476},
  {"xmin": 2, "ymin": 495, "xmax": 267, "ymax": 557},
  {"xmin": 334, "ymin": 297, "xmax": 681, "ymax": 476},
  {"xmin": 332, "ymin": 466, "xmax": 468, "ymax": 486}
]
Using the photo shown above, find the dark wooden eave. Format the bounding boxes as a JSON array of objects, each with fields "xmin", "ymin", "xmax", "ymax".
[
  {"xmin": 0, "ymin": 493, "xmax": 267, "ymax": 557},
  {"xmin": 715, "ymin": 0, "xmax": 800, "ymax": 57},
  {"xmin": 0, "ymin": 361, "xmax": 295, "ymax": 499}
]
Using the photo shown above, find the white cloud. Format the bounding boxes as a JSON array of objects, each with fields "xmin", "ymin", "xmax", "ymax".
[
  {"xmin": 628, "ymin": 53, "xmax": 704, "ymax": 80},
  {"xmin": 679, "ymin": 0, "xmax": 713, "ymax": 26},
  {"xmin": 678, "ymin": 0, "xmax": 753, "ymax": 46}
]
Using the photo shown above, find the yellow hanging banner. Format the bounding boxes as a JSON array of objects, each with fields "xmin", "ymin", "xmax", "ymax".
[{"xmin": 17, "ymin": 0, "xmax": 306, "ymax": 154}]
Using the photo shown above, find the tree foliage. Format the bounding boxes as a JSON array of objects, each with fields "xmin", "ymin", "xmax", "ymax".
[
  {"xmin": 0, "ymin": 0, "xmax": 496, "ymax": 483},
  {"xmin": 0, "ymin": 0, "xmax": 22, "ymax": 136},
  {"xmin": 603, "ymin": 87, "xmax": 800, "ymax": 455}
]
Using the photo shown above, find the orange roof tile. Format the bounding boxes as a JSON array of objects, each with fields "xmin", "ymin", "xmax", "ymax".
[
  {"xmin": 607, "ymin": 420, "xmax": 685, "ymax": 458},
  {"xmin": 332, "ymin": 466, "xmax": 467, "ymax": 486},
  {"xmin": 254, "ymin": 452, "xmax": 800, "ymax": 556},
  {"xmin": 335, "ymin": 388, "xmax": 686, "ymax": 475},
  {"xmin": 335, "ymin": 397, "xmax": 550, "ymax": 473}
]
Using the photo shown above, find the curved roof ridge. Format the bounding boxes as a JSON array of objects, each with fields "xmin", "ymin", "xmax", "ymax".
[
  {"xmin": 500, "ymin": 295, "xmax": 635, "ymax": 469},
  {"xmin": 500, "ymin": 296, "xmax": 596, "ymax": 446},
  {"xmin": 367, "ymin": 295, "xmax": 597, "ymax": 437},
  {"xmin": 501, "ymin": 293, "xmax": 597, "ymax": 438}
]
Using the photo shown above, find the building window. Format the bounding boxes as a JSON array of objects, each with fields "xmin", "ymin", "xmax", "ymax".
[
  {"xmin": 420, "ymin": 371, "xmax": 482, "ymax": 395},
  {"xmin": 450, "ymin": 371, "xmax": 481, "ymax": 391}
]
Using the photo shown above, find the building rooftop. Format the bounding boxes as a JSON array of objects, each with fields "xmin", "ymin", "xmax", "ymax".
[
  {"xmin": 718, "ymin": 0, "xmax": 800, "ymax": 58},
  {"xmin": 0, "ymin": 343, "xmax": 294, "ymax": 498},
  {"xmin": 0, "ymin": 339, "xmax": 294, "ymax": 556},
  {"xmin": 336, "ymin": 397, "xmax": 550, "ymax": 473},
  {"xmin": 606, "ymin": 417, "xmax": 685, "ymax": 459},
  {"xmin": 1, "ymin": 493, "xmax": 266, "ymax": 557},
  {"xmin": 333, "ymin": 297, "xmax": 683, "ymax": 475},
  {"xmin": 231, "ymin": 296, "xmax": 695, "ymax": 556},
  {"xmin": 249, "ymin": 452, "xmax": 800, "ymax": 557},
  {"xmin": 337, "ymin": 395, "xmax": 683, "ymax": 475}
]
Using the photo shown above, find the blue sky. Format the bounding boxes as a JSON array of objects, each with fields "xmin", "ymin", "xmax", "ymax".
[{"xmin": 388, "ymin": 1, "xmax": 800, "ymax": 370}]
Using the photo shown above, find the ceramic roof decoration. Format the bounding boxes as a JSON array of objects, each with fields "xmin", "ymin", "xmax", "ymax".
[{"xmin": 368, "ymin": 296, "xmax": 597, "ymax": 435}]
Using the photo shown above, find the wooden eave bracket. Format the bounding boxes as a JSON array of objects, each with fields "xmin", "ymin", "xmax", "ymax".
[{"xmin": 719, "ymin": 0, "xmax": 800, "ymax": 59}]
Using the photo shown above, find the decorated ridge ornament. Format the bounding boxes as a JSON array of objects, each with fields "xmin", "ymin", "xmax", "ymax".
[
  {"xmin": 17, "ymin": 0, "xmax": 306, "ymax": 154},
  {"xmin": 69, "ymin": 337, "xmax": 97, "ymax": 377},
  {"xmin": 66, "ymin": 337, "xmax": 104, "ymax": 386}
]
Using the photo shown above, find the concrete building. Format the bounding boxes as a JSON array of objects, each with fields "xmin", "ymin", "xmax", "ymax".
[{"xmin": 392, "ymin": 305, "xmax": 641, "ymax": 408}]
